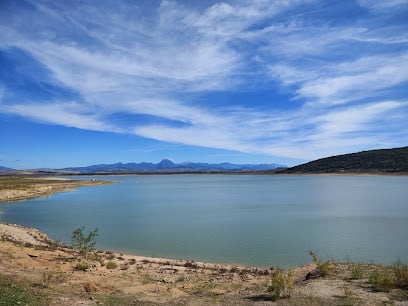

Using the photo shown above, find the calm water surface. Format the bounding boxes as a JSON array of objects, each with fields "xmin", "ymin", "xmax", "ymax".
[{"xmin": 1, "ymin": 175, "xmax": 407, "ymax": 267}]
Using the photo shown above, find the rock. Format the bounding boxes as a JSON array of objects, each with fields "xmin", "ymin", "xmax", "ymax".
[
  {"xmin": 305, "ymin": 269, "xmax": 324, "ymax": 280},
  {"xmin": 83, "ymin": 282, "xmax": 100, "ymax": 292},
  {"xmin": 120, "ymin": 264, "xmax": 129, "ymax": 270}
]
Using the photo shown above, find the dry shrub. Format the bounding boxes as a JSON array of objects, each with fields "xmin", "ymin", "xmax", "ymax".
[
  {"xmin": 369, "ymin": 269, "xmax": 394, "ymax": 292},
  {"xmin": 393, "ymin": 260, "xmax": 408, "ymax": 289}
]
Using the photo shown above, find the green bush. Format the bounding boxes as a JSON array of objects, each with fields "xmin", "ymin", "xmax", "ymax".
[
  {"xmin": 267, "ymin": 269, "xmax": 293, "ymax": 300},
  {"xmin": 106, "ymin": 260, "xmax": 117, "ymax": 269},
  {"xmin": 87, "ymin": 252, "xmax": 105, "ymax": 266},
  {"xmin": 71, "ymin": 226, "xmax": 98, "ymax": 257}
]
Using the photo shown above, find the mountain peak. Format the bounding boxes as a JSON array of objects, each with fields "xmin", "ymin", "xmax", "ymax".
[{"xmin": 157, "ymin": 159, "xmax": 175, "ymax": 168}]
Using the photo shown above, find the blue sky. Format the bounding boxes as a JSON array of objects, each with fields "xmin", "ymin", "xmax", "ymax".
[{"xmin": 1, "ymin": 0, "xmax": 407, "ymax": 169}]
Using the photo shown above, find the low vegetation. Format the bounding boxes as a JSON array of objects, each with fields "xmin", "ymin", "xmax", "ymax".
[
  {"xmin": 350, "ymin": 265, "xmax": 363, "ymax": 279},
  {"xmin": 368, "ymin": 260, "xmax": 408, "ymax": 292},
  {"xmin": 0, "ymin": 275, "xmax": 48, "ymax": 305},
  {"xmin": 369, "ymin": 269, "xmax": 395, "ymax": 292},
  {"xmin": 74, "ymin": 260, "xmax": 90, "ymax": 271},
  {"xmin": 280, "ymin": 146, "xmax": 408, "ymax": 173},
  {"xmin": 0, "ymin": 177, "xmax": 64, "ymax": 190},
  {"xmin": 309, "ymin": 250, "xmax": 333, "ymax": 277},
  {"xmin": 267, "ymin": 269, "xmax": 293, "ymax": 300},
  {"xmin": 393, "ymin": 260, "xmax": 408, "ymax": 289},
  {"xmin": 41, "ymin": 270, "xmax": 66, "ymax": 287},
  {"xmin": 106, "ymin": 260, "xmax": 118, "ymax": 269}
]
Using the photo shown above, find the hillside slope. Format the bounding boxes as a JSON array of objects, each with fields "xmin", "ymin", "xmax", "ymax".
[{"xmin": 280, "ymin": 146, "xmax": 408, "ymax": 173}]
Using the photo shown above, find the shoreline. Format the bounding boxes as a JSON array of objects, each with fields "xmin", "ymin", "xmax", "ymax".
[
  {"xmin": 1, "ymin": 221, "xmax": 404, "ymax": 305},
  {"xmin": 0, "ymin": 176, "xmax": 112, "ymax": 203},
  {"xmin": 0, "ymin": 220, "xmax": 271, "ymax": 275},
  {"xmin": 2, "ymin": 170, "xmax": 408, "ymax": 177},
  {"xmin": 51, "ymin": 171, "xmax": 408, "ymax": 176}
]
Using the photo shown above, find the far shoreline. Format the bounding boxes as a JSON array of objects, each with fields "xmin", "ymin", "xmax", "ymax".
[
  {"xmin": 0, "ymin": 176, "xmax": 112, "ymax": 203},
  {"xmin": 3, "ymin": 171, "xmax": 407, "ymax": 177}
]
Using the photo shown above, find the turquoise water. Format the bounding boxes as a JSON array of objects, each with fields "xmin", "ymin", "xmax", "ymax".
[{"xmin": 1, "ymin": 175, "xmax": 407, "ymax": 267}]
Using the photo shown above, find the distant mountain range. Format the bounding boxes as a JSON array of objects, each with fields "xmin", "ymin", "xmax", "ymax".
[
  {"xmin": 278, "ymin": 146, "xmax": 408, "ymax": 174},
  {"xmin": 2, "ymin": 146, "xmax": 407, "ymax": 175},
  {"xmin": 0, "ymin": 166, "xmax": 14, "ymax": 171},
  {"xmin": 61, "ymin": 159, "xmax": 285, "ymax": 174}
]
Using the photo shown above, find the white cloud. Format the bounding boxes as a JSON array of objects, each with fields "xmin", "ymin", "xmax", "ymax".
[
  {"xmin": 265, "ymin": 27, "xmax": 367, "ymax": 58},
  {"xmin": 312, "ymin": 101, "xmax": 404, "ymax": 136},
  {"xmin": 1, "ymin": 0, "xmax": 407, "ymax": 162},
  {"xmin": 270, "ymin": 54, "xmax": 408, "ymax": 105},
  {"xmin": 16, "ymin": 38, "xmax": 238, "ymax": 95},
  {"xmin": 301, "ymin": 101, "xmax": 408, "ymax": 156},
  {"xmin": 131, "ymin": 100, "xmax": 407, "ymax": 160},
  {"xmin": 269, "ymin": 64, "xmax": 317, "ymax": 86},
  {"xmin": 358, "ymin": 0, "xmax": 408, "ymax": 10},
  {"xmin": 3, "ymin": 102, "xmax": 119, "ymax": 132}
]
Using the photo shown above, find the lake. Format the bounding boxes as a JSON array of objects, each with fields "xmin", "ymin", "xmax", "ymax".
[{"xmin": 1, "ymin": 174, "xmax": 407, "ymax": 268}]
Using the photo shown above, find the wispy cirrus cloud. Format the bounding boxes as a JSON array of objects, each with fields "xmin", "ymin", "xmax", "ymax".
[
  {"xmin": 0, "ymin": 0, "xmax": 407, "ymax": 163},
  {"xmin": 3, "ymin": 102, "xmax": 118, "ymax": 132},
  {"xmin": 357, "ymin": 0, "xmax": 408, "ymax": 11},
  {"xmin": 308, "ymin": 101, "xmax": 407, "ymax": 145},
  {"xmin": 295, "ymin": 54, "xmax": 408, "ymax": 105}
]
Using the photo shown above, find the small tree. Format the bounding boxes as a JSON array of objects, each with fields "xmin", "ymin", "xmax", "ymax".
[{"xmin": 71, "ymin": 226, "xmax": 98, "ymax": 257}]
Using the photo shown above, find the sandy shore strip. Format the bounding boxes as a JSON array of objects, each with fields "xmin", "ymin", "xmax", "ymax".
[
  {"xmin": 0, "ymin": 221, "xmax": 51, "ymax": 246},
  {"xmin": 0, "ymin": 176, "xmax": 112, "ymax": 203}
]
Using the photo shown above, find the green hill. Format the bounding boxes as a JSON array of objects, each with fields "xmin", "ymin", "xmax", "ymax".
[{"xmin": 279, "ymin": 146, "xmax": 408, "ymax": 173}]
